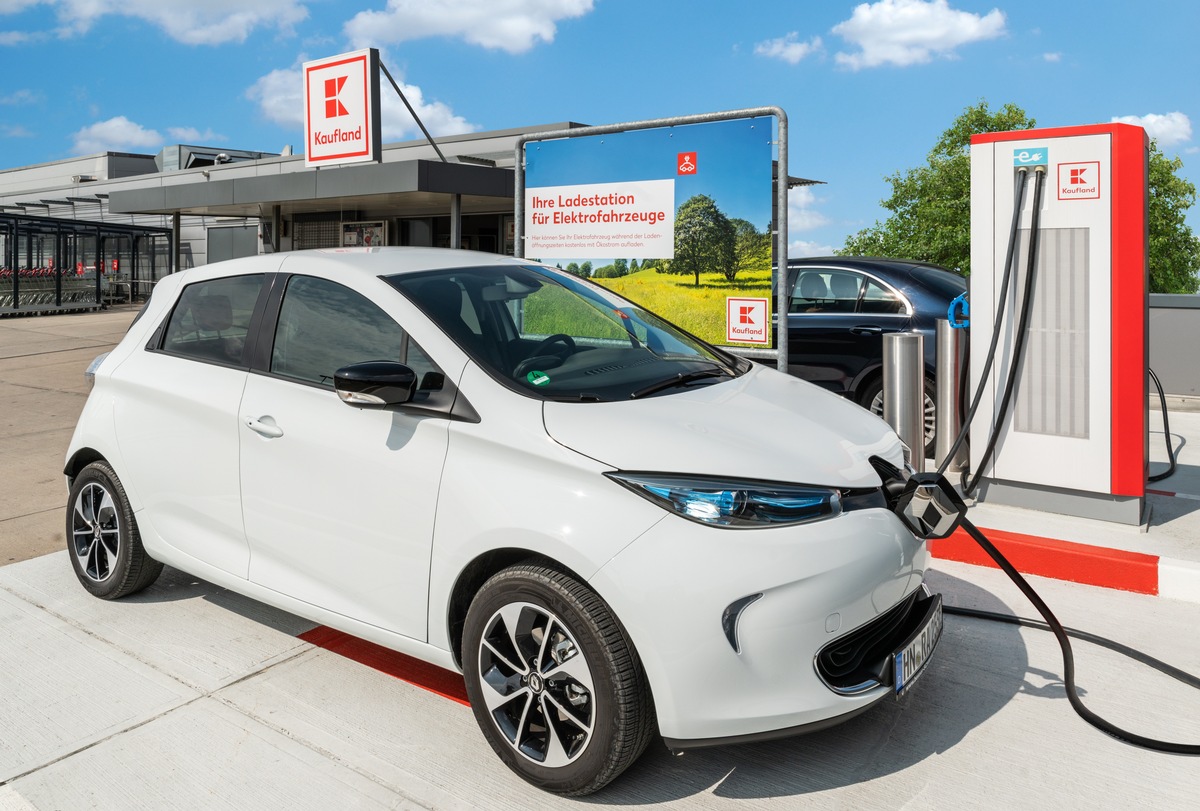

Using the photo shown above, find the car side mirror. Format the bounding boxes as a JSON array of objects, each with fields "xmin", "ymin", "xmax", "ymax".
[{"xmin": 334, "ymin": 361, "xmax": 417, "ymax": 409}]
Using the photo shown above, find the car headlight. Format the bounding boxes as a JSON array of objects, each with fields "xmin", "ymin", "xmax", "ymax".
[{"xmin": 606, "ymin": 473, "xmax": 842, "ymax": 529}]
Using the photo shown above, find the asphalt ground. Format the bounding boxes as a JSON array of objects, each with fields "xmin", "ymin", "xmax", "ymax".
[
  {"xmin": 2, "ymin": 307, "xmax": 1200, "ymax": 808},
  {"xmin": 1, "ymin": 304, "xmax": 141, "ymax": 564}
]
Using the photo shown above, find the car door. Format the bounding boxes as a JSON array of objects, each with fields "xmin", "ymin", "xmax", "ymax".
[
  {"xmin": 239, "ymin": 272, "xmax": 450, "ymax": 639},
  {"xmin": 786, "ymin": 267, "xmax": 910, "ymax": 397},
  {"xmin": 113, "ymin": 272, "xmax": 266, "ymax": 576}
]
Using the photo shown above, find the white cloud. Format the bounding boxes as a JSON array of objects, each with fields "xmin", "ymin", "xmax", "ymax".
[
  {"xmin": 1110, "ymin": 112, "xmax": 1192, "ymax": 147},
  {"xmin": 789, "ymin": 239, "xmax": 834, "ymax": 258},
  {"xmin": 754, "ymin": 33, "xmax": 822, "ymax": 65},
  {"xmin": 832, "ymin": 0, "xmax": 1005, "ymax": 70},
  {"xmin": 2, "ymin": 123, "xmax": 34, "ymax": 137},
  {"xmin": 0, "ymin": 88, "xmax": 39, "ymax": 104},
  {"xmin": 345, "ymin": 0, "xmax": 593, "ymax": 54},
  {"xmin": 0, "ymin": 29, "xmax": 33, "ymax": 44},
  {"xmin": 167, "ymin": 126, "xmax": 226, "ymax": 143},
  {"xmin": 246, "ymin": 65, "xmax": 478, "ymax": 146},
  {"xmin": 48, "ymin": 0, "xmax": 308, "ymax": 45},
  {"xmin": 71, "ymin": 115, "xmax": 162, "ymax": 154},
  {"xmin": 1043, "ymin": 52, "xmax": 1061, "ymax": 62},
  {"xmin": 789, "ymin": 185, "xmax": 830, "ymax": 233}
]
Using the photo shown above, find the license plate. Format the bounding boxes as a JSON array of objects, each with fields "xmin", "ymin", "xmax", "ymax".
[{"xmin": 893, "ymin": 593, "xmax": 943, "ymax": 695}]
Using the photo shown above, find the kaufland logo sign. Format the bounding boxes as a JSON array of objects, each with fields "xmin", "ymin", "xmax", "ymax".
[
  {"xmin": 303, "ymin": 48, "xmax": 381, "ymax": 167},
  {"xmin": 1058, "ymin": 161, "xmax": 1101, "ymax": 201},
  {"xmin": 726, "ymin": 297, "xmax": 769, "ymax": 344}
]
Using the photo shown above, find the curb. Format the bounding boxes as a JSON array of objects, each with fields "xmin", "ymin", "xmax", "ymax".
[{"xmin": 930, "ymin": 525, "xmax": 1200, "ymax": 604}]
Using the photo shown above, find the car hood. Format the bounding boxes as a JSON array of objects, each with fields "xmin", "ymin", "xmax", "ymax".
[{"xmin": 542, "ymin": 365, "xmax": 903, "ymax": 488}]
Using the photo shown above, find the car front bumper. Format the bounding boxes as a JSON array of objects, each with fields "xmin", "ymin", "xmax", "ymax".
[{"xmin": 588, "ymin": 507, "xmax": 933, "ymax": 743}]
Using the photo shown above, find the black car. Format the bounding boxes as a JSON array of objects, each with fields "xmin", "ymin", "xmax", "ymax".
[{"xmin": 784, "ymin": 257, "xmax": 967, "ymax": 456}]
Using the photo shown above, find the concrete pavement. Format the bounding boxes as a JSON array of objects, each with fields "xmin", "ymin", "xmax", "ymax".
[
  {"xmin": 2, "ymin": 307, "xmax": 1199, "ymax": 808},
  {"xmin": 0, "ymin": 304, "xmax": 141, "ymax": 565}
]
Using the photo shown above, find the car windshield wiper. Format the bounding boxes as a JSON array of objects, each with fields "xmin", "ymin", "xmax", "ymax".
[{"xmin": 629, "ymin": 368, "xmax": 730, "ymax": 399}]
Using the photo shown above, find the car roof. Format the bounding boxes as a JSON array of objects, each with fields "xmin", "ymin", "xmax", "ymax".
[
  {"xmin": 786, "ymin": 256, "xmax": 956, "ymax": 275},
  {"xmin": 180, "ymin": 247, "xmax": 537, "ymax": 283}
]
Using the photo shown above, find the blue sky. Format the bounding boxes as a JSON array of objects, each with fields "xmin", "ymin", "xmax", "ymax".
[{"xmin": 2, "ymin": 1, "xmax": 1198, "ymax": 255}]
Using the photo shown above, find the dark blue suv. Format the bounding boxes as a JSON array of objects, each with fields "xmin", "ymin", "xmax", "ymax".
[{"xmin": 784, "ymin": 257, "xmax": 967, "ymax": 456}]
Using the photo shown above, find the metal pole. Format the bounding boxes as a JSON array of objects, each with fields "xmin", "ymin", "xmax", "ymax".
[
  {"xmin": 379, "ymin": 61, "xmax": 447, "ymax": 164},
  {"xmin": 883, "ymin": 331, "xmax": 926, "ymax": 472},
  {"xmin": 935, "ymin": 319, "xmax": 968, "ymax": 473},
  {"xmin": 450, "ymin": 194, "xmax": 462, "ymax": 250},
  {"xmin": 775, "ymin": 112, "xmax": 789, "ymax": 374}
]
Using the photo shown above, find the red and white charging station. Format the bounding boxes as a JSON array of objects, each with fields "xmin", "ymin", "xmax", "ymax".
[{"xmin": 969, "ymin": 124, "xmax": 1149, "ymax": 524}]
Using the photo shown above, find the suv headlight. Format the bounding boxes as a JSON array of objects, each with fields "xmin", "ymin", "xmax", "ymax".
[{"xmin": 606, "ymin": 473, "xmax": 841, "ymax": 529}]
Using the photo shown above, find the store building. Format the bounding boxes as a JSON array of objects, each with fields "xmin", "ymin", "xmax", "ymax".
[{"xmin": 2, "ymin": 121, "xmax": 810, "ymax": 315}]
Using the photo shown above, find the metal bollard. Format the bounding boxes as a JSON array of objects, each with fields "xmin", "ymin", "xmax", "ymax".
[
  {"xmin": 883, "ymin": 331, "xmax": 925, "ymax": 472},
  {"xmin": 935, "ymin": 319, "xmax": 968, "ymax": 473}
]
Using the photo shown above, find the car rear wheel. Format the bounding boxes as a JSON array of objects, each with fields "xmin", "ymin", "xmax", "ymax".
[
  {"xmin": 67, "ymin": 461, "xmax": 163, "ymax": 599},
  {"xmin": 462, "ymin": 563, "xmax": 655, "ymax": 795},
  {"xmin": 861, "ymin": 376, "xmax": 937, "ymax": 460}
]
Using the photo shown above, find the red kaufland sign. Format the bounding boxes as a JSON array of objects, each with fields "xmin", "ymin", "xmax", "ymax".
[{"xmin": 303, "ymin": 49, "xmax": 382, "ymax": 167}]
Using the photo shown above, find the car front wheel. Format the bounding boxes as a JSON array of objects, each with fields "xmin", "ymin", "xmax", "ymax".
[
  {"xmin": 67, "ymin": 461, "xmax": 163, "ymax": 599},
  {"xmin": 462, "ymin": 563, "xmax": 655, "ymax": 795}
]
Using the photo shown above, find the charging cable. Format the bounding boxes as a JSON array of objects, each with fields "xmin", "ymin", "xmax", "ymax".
[
  {"xmin": 951, "ymin": 515, "xmax": 1200, "ymax": 754},
  {"xmin": 1149, "ymin": 367, "xmax": 1178, "ymax": 483},
  {"xmin": 888, "ymin": 470, "xmax": 1200, "ymax": 754},
  {"xmin": 935, "ymin": 166, "xmax": 1032, "ymax": 483}
]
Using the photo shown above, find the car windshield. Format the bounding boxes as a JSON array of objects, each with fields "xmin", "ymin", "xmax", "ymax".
[{"xmin": 387, "ymin": 264, "xmax": 746, "ymax": 401}]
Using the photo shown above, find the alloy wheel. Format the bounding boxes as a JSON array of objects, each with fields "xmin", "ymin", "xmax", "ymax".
[
  {"xmin": 476, "ymin": 601, "xmax": 596, "ymax": 767},
  {"xmin": 71, "ymin": 481, "xmax": 121, "ymax": 582}
]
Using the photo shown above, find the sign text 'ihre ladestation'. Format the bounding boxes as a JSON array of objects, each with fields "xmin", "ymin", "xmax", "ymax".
[{"xmin": 529, "ymin": 192, "xmax": 667, "ymax": 226}]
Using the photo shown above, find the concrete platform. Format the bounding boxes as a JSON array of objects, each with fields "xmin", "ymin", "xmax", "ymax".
[
  {"xmin": 3, "ymin": 307, "xmax": 1200, "ymax": 808},
  {"xmin": 1, "ymin": 552, "xmax": 1198, "ymax": 808}
]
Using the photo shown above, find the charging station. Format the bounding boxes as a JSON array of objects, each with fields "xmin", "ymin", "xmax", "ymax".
[{"xmin": 969, "ymin": 124, "xmax": 1149, "ymax": 525}]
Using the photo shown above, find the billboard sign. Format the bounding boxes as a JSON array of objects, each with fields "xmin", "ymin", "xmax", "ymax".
[
  {"xmin": 523, "ymin": 116, "xmax": 774, "ymax": 347},
  {"xmin": 303, "ymin": 48, "xmax": 382, "ymax": 167}
]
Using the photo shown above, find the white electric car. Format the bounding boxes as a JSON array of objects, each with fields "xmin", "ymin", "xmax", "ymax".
[{"xmin": 64, "ymin": 247, "xmax": 941, "ymax": 795}]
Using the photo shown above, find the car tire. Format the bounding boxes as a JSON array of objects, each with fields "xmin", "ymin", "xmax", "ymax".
[
  {"xmin": 860, "ymin": 375, "xmax": 937, "ymax": 460},
  {"xmin": 66, "ymin": 461, "xmax": 163, "ymax": 599},
  {"xmin": 462, "ymin": 562, "xmax": 655, "ymax": 796}
]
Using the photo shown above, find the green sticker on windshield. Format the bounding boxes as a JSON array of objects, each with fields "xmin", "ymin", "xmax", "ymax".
[{"xmin": 526, "ymin": 371, "xmax": 551, "ymax": 387}]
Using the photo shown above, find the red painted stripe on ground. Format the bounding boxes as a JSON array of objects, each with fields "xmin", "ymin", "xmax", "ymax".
[
  {"xmin": 299, "ymin": 626, "xmax": 470, "ymax": 706},
  {"xmin": 930, "ymin": 526, "xmax": 1159, "ymax": 595},
  {"xmin": 1149, "ymin": 488, "xmax": 1200, "ymax": 502}
]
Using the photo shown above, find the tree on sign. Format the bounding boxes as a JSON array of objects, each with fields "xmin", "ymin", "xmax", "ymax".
[{"xmin": 666, "ymin": 195, "xmax": 735, "ymax": 286}]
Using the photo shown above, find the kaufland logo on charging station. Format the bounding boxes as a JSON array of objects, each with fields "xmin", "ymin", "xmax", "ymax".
[
  {"xmin": 1058, "ymin": 161, "xmax": 1101, "ymax": 200},
  {"xmin": 303, "ymin": 49, "xmax": 381, "ymax": 167}
]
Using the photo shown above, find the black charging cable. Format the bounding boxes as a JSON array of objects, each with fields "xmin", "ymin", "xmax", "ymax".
[
  {"xmin": 947, "ymin": 515, "xmax": 1200, "ymax": 754},
  {"xmin": 936, "ymin": 167, "xmax": 1030, "ymax": 477},
  {"xmin": 960, "ymin": 166, "xmax": 1047, "ymax": 495},
  {"xmin": 1148, "ymin": 367, "xmax": 1178, "ymax": 483}
]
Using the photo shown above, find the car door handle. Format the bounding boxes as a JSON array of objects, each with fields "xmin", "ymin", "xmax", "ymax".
[
  {"xmin": 850, "ymin": 325, "xmax": 883, "ymax": 335},
  {"xmin": 245, "ymin": 416, "xmax": 284, "ymax": 439}
]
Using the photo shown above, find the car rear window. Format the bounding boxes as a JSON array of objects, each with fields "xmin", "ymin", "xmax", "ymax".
[
  {"xmin": 160, "ymin": 274, "xmax": 264, "ymax": 366},
  {"xmin": 911, "ymin": 265, "xmax": 967, "ymax": 299}
]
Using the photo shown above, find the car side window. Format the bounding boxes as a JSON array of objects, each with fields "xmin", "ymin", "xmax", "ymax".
[
  {"xmin": 790, "ymin": 271, "xmax": 862, "ymax": 314},
  {"xmin": 860, "ymin": 279, "xmax": 906, "ymax": 314},
  {"xmin": 271, "ymin": 275, "xmax": 439, "ymax": 387},
  {"xmin": 161, "ymin": 274, "xmax": 264, "ymax": 366}
]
